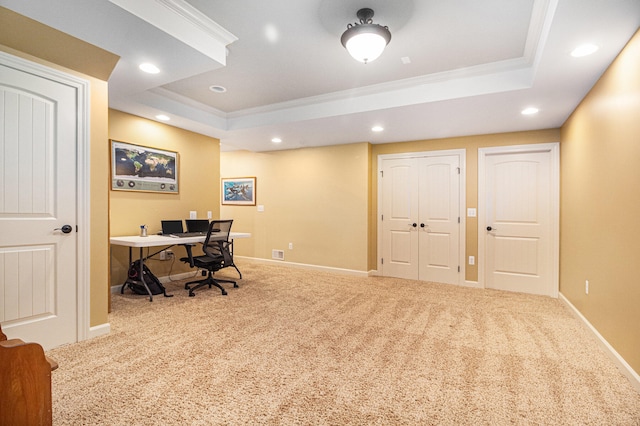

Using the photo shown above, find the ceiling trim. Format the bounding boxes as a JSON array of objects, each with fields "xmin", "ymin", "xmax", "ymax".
[{"xmin": 108, "ymin": 0, "xmax": 237, "ymax": 65}]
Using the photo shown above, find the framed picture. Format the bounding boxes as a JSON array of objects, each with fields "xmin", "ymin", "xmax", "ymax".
[
  {"xmin": 110, "ymin": 140, "xmax": 178, "ymax": 193},
  {"xmin": 222, "ymin": 177, "xmax": 256, "ymax": 205}
]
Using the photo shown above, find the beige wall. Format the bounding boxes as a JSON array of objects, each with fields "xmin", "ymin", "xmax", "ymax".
[
  {"xmin": 109, "ymin": 110, "xmax": 221, "ymax": 286},
  {"xmin": 371, "ymin": 129, "xmax": 561, "ymax": 280},
  {"xmin": 221, "ymin": 143, "xmax": 370, "ymax": 271},
  {"xmin": 0, "ymin": 45, "xmax": 111, "ymax": 328},
  {"xmin": 560, "ymin": 29, "xmax": 640, "ymax": 374}
]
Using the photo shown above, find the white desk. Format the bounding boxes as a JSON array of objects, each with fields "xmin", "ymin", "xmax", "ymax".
[
  {"xmin": 110, "ymin": 232, "xmax": 250, "ymax": 247},
  {"xmin": 110, "ymin": 232, "xmax": 250, "ymax": 300}
]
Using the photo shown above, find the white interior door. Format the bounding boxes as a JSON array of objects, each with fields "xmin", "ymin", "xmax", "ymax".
[
  {"xmin": 418, "ymin": 155, "xmax": 460, "ymax": 284},
  {"xmin": 380, "ymin": 151, "xmax": 463, "ymax": 284},
  {"xmin": 0, "ymin": 58, "xmax": 79, "ymax": 349},
  {"xmin": 479, "ymin": 144, "xmax": 559, "ymax": 297},
  {"xmin": 380, "ymin": 157, "xmax": 419, "ymax": 279}
]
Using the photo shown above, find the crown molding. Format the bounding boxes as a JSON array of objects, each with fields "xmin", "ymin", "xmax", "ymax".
[{"xmin": 109, "ymin": 0, "xmax": 237, "ymax": 65}]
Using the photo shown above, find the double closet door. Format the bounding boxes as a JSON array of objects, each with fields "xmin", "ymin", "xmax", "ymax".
[{"xmin": 379, "ymin": 151, "xmax": 463, "ymax": 285}]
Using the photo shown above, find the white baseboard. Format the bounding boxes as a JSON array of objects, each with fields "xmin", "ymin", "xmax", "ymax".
[
  {"xmin": 87, "ymin": 323, "xmax": 110, "ymax": 340},
  {"xmin": 463, "ymin": 280, "xmax": 481, "ymax": 289},
  {"xmin": 559, "ymin": 293, "xmax": 640, "ymax": 393},
  {"xmin": 235, "ymin": 256, "xmax": 369, "ymax": 277}
]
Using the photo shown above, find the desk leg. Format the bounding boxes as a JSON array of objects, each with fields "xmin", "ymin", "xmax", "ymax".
[
  {"xmin": 120, "ymin": 247, "xmax": 134, "ymax": 295},
  {"xmin": 139, "ymin": 247, "xmax": 153, "ymax": 302}
]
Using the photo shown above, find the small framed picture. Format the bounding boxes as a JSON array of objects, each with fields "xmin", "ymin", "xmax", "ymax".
[
  {"xmin": 110, "ymin": 140, "xmax": 178, "ymax": 193},
  {"xmin": 222, "ymin": 177, "xmax": 256, "ymax": 206}
]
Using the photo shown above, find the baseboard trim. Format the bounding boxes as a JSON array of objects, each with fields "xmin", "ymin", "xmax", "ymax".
[
  {"xmin": 559, "ymin": 293, "xmax": 640, "ymax": 393},
  {"xmin": 87, "ymin": 323, "xmax": 110, "ymax": 340},
  {"xmin": 235, "ymin": 256, "xmax": 369, "ymax": 277}
]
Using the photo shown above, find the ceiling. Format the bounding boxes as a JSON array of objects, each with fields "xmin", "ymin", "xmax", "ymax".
[{"xmin": 2, "ymin": 0, "xmax": 639, "ymax": 152}]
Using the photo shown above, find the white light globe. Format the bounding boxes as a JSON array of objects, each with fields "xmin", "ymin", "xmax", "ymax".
[{"xmin": 346, "ymin": 33, "xmax": 387, "ymax": 64}]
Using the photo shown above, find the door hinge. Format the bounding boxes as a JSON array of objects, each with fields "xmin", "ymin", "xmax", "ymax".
[
  {"xmin": 457, "ymin": 167, "xmax": 461, "ymax": 174},
  {"xmin": 458, "ymin": 217, "xmax": 460, "ymax": 223},
  {"xmin": 380, "ymin": 170, "xmax": 383, "ymax": 178},
  {"xmin": 458, "ymin": 266, "xmax": 460, "ymax": 273},
  {"xmin": 381, "ymin": 258, "xmax": 384, "ymax": 264},
  {"xmin": 381, "ymin": 214, "xmax": 383, "ymax": 221}
]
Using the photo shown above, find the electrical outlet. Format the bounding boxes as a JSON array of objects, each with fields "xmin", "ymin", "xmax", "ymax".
[
  {"xmin": 289, "ymin": 242, "xmax": 293, "ymax": 250},
  {"xmin": 166, "ymin": 250, "xmax": 173, "ymax": 258},
  {"xmin": 585, "ymin": 280, "xmax": 589, "ymax": 294},
  {"xmin": 160, "ymin": 250, "xmax": 166, "ymax": 260}
]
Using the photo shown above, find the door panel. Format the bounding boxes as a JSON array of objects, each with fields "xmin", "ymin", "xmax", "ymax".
[
  {"xmin": 381, "ymin": 158, "xmax": 419, "ymax": 279},
  {"xmin": 419, "ymin": 156, "xmax": 460, "ymax": 284},
  {"xmin": 483, "ymin": 149, "xmax": 557, "ymax": 296},
  {"xmin": 0, "ymin": 62, "xmax": 78, "ymax": 349},
  {"xmin": 381, "ymin": 154, "xmax": 461, "ymax": 284}
]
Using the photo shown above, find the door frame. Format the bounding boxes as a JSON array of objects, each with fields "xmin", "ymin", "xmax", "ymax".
[
  {"xmin": 377, "ymin": 149, "xmax": 466, "ymax": 284},
  {"xmin": 1, "ymin": 51, "xmax": 91, "ymax": 342},
  {"xmin": 477, "ymin": 143, "xmax": 560, "ymax": 296}
]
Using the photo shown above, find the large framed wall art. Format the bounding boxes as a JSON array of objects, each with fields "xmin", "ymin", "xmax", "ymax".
[{"xmin": 110, "ymin": 140, "xmax": 179, "ymax": 193}]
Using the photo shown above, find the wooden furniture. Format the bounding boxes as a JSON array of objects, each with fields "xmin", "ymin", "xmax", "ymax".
[{"xmin": 0, "ymin": 324, "xmax": 58, "ymax": 426}]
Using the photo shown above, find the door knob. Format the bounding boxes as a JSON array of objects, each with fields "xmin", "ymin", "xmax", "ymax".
[
  {"xmin": 54, "ymin": 225, "xmax": 73, "ymax": 234},
  {"xmin": 409, "ymin": 223, "xmax": 417, "ymax": 228},
  {"xmin": 420, "ymin": 223, "xmax": 426, "ymax": 228},
  {"xmin": 486, "ymin": 226, "xmax": 495, "ymax": 231}
]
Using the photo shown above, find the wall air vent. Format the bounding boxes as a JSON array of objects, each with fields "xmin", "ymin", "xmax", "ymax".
[{"xmin": 272, "ymin": 249, "xmax": 285, "ymax": 260}]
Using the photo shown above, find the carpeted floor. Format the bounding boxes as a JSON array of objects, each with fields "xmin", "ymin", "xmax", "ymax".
[{"xmin": 48, "ymin": 261, "xmax": 640, "ymax": 425}]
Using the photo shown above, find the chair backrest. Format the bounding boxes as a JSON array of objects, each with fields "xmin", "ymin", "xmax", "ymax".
[{"xmin": 202, "ymin": 220, "xmax": 233, "ymax": 264}]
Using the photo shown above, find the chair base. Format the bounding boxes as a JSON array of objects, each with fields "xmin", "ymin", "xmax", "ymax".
[{"xmin": 184, "ymin": 272, "xmax": 238, "ymax": 297}]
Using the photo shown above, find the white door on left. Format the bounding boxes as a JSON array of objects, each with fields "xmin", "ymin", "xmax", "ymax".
[{"xmin": 0, "ymin": 60, "xmax": 78, "ymax": 349}]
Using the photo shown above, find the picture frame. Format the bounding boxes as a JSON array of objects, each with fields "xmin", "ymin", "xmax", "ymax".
[
  {"xmin": 110, "ymin": 140, "xmax": 179, "ymax": 193},
  {"xmin": 222, "ymin": 177, "xmax": 256, "ymax": 206}
]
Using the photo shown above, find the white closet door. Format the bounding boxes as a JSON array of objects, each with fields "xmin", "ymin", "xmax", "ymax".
[
  {"xmin": 380, "ymin": 158, "xmax": 419, "ymax": 279},
  {"xmin": 419, "ymin": 155, "xmax": 460, "ymax": 284}
]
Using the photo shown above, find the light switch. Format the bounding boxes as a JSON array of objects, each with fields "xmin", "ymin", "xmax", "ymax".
[
  {"xmin": 257, "ymin": 205, "xmax": 265, "ymax": 212},
  {"xmin": 207, "ymin": 211, "xmax": 212, "ymax": 219},
  {"xmin": 467, "ymin": 208, "xmax": 477, "ymax": 217}
]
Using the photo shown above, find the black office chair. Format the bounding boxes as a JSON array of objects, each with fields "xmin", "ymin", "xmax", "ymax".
[{"xmin": 180, "ymin": 219, "xmax": 239, "ymax": 297}]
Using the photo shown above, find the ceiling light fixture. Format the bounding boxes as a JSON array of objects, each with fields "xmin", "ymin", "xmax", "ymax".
[
  {"xmin": 341, "ymin": 8, "xmax": 391, "ymax": 64},
  {"xmin": 139, "ymin": 63, "xmax": 160, "ymax": 74},
  {"xmin": 209, "ymin": 85, "xmax": 227, "ymax": 93},
  {"xmin": 155, "ymin": 114, "xmax": 170, "ymax": 121},
  {"xmin": 271, "ymin": 137, "xmax": 282, "ymax": 143},
  {"xmin": 571, "ymin": 43, "xmax": 599, "ymax": 58},
  {"xmin": 521, "ymin": 107, "xmax": 539, "ymax": 115},
  {"xmin": 371, "ymin": 126, "xmax": 384, "ymax": 132}
]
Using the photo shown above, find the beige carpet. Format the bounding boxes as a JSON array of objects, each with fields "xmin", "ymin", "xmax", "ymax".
[{"xmin": 48, "ymin": 261, "xmax": 640, "ymax": 425}]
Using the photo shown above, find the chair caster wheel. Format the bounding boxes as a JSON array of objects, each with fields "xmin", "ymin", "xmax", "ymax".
[
  {"xmin": 222, "ymin": 291, "xmax": 228, "ymax": 296},
  {"xmin": 233, "ymin": 284, "xmax": 238, "ymax": 288},
  {"xmin": 189, "ymin": 293, "xmax": 195, "ymax": 297}
]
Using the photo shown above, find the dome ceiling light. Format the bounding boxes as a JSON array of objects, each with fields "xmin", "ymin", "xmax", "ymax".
[{"xmin": 341, "ymin": 8, "xmax": 391, "ymax": 64}]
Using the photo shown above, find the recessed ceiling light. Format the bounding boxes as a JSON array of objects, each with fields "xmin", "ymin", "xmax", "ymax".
[
  {"xmin": 209, "ymin": 85, "xmax": 227, "ymax": 93},
  {"xmin": 139, "ymin": 63, "xmax": 160, "ymax": 74},
  {"xmin": 521, "ymin": 107, "xmax": 539, "ymax": 115},
  {"xmin": 371, "ymin": 126, "xmax": 384, "ymax": 132},
  {"xmin": 271, "ymin": 137, "xmax": 282, "ymax": 143},
  {"xmin": 156, "ymin": 114, "xmax": 170, "ymax": 121},
  {"xmin": 571, "ymin": 43, "xmax": 599, "ymax": 58}
]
